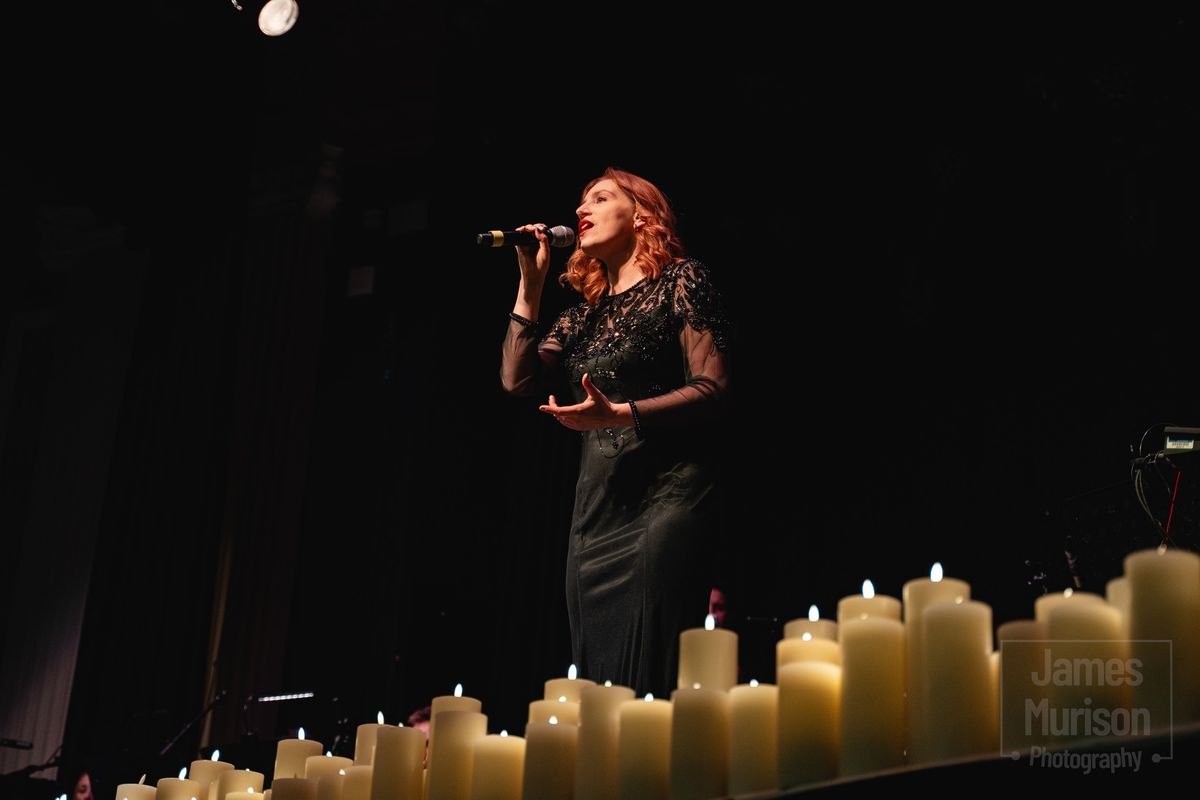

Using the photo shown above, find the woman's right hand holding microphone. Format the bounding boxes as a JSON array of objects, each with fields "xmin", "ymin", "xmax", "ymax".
[
  {"xmin": 512, "ymin": 223, "xmax": 551, "ymax": 322},
  {"xmin": 514, "ymin": 223, "xmax": 552, "ymax": 286}
]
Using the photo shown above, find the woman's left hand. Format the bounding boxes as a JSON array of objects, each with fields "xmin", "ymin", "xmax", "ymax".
[{"xmin": 539, "ymin": 373, "xmax": 629, "ymax": 430}]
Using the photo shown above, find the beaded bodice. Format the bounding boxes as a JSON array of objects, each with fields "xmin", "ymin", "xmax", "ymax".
[{"xmin": 541, "ymin": 258, "xmax": 731, "ymax": 405}]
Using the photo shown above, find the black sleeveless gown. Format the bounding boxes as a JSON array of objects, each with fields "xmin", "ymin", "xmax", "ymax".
[{"xmin": 501, "ymin": 258, "xmax": 733, "ymax": 698}]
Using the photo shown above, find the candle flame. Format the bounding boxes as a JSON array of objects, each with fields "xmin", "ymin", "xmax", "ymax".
[
  {"xmin": 325, "ymin": 751, "xmax": 332, "ymax": 757},
  {"xmin": 955, "ymin": 596, "xmax": 964, "ymax": 604},
  {"xmin": 179, "ymin": 768, "xmax": 188, "ymax": 780},
  {"xmin": 644, "ymin": 693, "xmax": 654, "ymax": 702},
  {"xmin": 1157, "ymin": 543, "xmax": 1168, "ymax": 554},
  {"xmin": 750, "ymin": 679, "xmax": 759, "ymax": 687},
  {"xmin": 377, "ymin": 711, "xmax": 384, "ymax": 724},
  {"xmin": 501, "ymin": 730, "xmax": 508, "ymax": 737},
  {"xmin": 802, "ymin": 632, "xmax": 813, "ymax": 640},
  {"xmin": 931, "ymin": 562, "xmax": 943, "ymax": 582},
  {"xmin": 399, "ymin": 722, "xmax": 405, "ymax": 727},
  {"xmin": 299, "ymin": 727, "xmax": 306, "ymax": 740},
  {"xmin": 549, "ymin": 716, "xmax": 558, "ymax": 725},
  {"xmin": 454, "ymin": 683, "xmax": 463, "ymax": 697},
  {"xmin": 808, "ymin": 605, "xmax": 819, "ymax": 622},
  {"xmin": 338, "ymin": 770, "xmax": 346, "ymax": 776},
  {"xmin": 139, "ymin": 775, "xmax": 146, "ymax": 785},
  {"xmin": 558, "ymin": 696, "xmax": 567, "ymax": 702},
  {"xmin": 568, "ymin": 664, "xmax": 577, "ymax": 680},
  {"xmin": 705, "ymin": 613, "xmax": 715, "ymax": 630},
  {"xmin": 211, "ymin": 749, "xmax": 220, "ymax": 762},
  {"xmin": 1063, "ymin": 588, "xmax": 1074, "ymax": 598},
  {"xmin": 604, "ymin": 680, "xmax": 612, "ymax": 687},
  {"xmin": 692, "ymin": 682, "xmax": 701, "ymax": 689},
  {"xmin": 862, "ymin": 579, "xmax": 875, "ymax": 598}
]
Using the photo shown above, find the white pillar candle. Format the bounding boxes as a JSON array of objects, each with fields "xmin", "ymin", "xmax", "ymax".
[
  {"xmin": 776, "ymin": 635, "xmax": 840, "ymax": 674},
  {"xmin": 1033, "ymin": 590, "xmax": 1104, "ymax": 624},
  {"xmin": 729, "ymin": 682, "xmax": 778, "ymax": 795},
  {"xmin": 1105, "ymin": 577, "xmax": 1131, "ymax": 637},
  {"xmin": 783, "ymin": 606, "xmax": 837, "ymax": 642},
  {"xmin": 427, "ymin": 709, "xmax": 488, "ymax": 800},
  {"xmin": 1045, "ymin": 601, "xmax": 1130, "ymax": 744},
  {"xmin": 354, "ymin": 717, "xmax": 387, "ymax": 765},
  {"xmin": 996, "ymin": 619, "xmax": 1049, "ymax": 751},
  {"xmin": 677, "ymin": 615, "xmax": 738, "ymax": 691},
  {"xmin": 470, "ymin": 734, "xmax": 525, "ymax": 800},
  {"xmin": 304, "ymin": 756, "xmax": 352, "ymax": 782},
  {"xmin": 990, "ymin": 650, "xmax": 1000, "ymax": 725},
  {"xmin": 275, "ymin": 739, "xmax": 323, "ymax": 781},
  {"xmin": 156, "ymin": 779, "xmax": 200, "ymax": 800},
  {"xmin": 544, "ymin": 666, "xmax": 597, "ymax": 702},
  {"xmin": 617, "ymin": 697, "xmax": 672, "ymax": 800},
  {"xmin": 315, "ymin": 775, "xmax": 344, "ymax": 800},
  {"xmin": 777, "ymin": 661, "xmax": 840, "ymax": 787},
  {"xmin": 430, "ymin": 689, "xmax": 483, "ymax": 751},
  {"xmin": 922, "ymin": 599, "xmax": 997, "ymax": 760},
  {"xmin": 575, "ymin": 684, "xmax": 635, "ymax": 800},
  {"xmin": 527, "ymin": 698, "xmax": 579, "ymax": 726},
  {"xmin": 117, "ymin": 783, "xmax": 157, "ymax": 800},
  {"xmin": 522, "ymin": 720, "xmax": 576, "ymax": 800},
  {"xmin": 839, "ymin": 617, "xmax": 906, "ymax": 775},
  {"xmin": 340, "ymin": 767, "xmax": 371, "ymax": 800},
  {"xmin": 216, "ymin": 770, "xmax": 264, "ymax": 800},
  {"xmin": 668, "ymin": 686, "xmax": 730, "ymax": 800},
  {"xmin": 1126, "ymin": 547, "xmax": 1200, "ymax": 727},
  {"xmin": 902, "ymin": 563, "xmax": 971, "ymax": 763},
  {"xmin": 837, "ymin": 580, "xmax": 901, "ymax": 625},
  {"xmin": 190, "ymin": 761, "xmax": 234, "ymax": 800},
  {"xmin": 269, "ymin": 780, "xmax": 317, "ymax": 800},
  {"xmin": 369, "ymin": 725, "xmax": 424, "ymax": 800}
]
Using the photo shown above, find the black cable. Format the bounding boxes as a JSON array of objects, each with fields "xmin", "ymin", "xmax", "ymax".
[
  {"xmin": 1137, "ymin": 422, "xmax": 1175, "ymax": 458},
  {"xmin": 1130, "ymin": 422, "xmax": 1179, "ymax": 541},
  {"xmin": 1130, "ymin": 459, "xmax": 1165, "ymax": 538}
]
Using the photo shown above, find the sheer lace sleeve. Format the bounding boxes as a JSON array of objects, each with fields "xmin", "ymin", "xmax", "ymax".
[
  {"xmin": 499, "ymin": 303, "xmax": 585, "ymax": 397},
  {"xmin": 633, "ymin": 260, "xmax": 733, "ymax": 430}
]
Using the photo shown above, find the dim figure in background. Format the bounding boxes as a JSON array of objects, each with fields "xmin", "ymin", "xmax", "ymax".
[
  {"xmin": 708, "ymin": 587, "xmax": 728, "ymax": 628},
  {"xmin": 407, "ymin": 705, "xmax": 431, "ymax": 736},
  {"xmin": 407, "ymin": 705, "xmax": 431, "ymax": 766},
  {"xmin": 64, "ymin": 768, "xmax": 94, "ymax": 800},
  {"xmin": 500, "ymin": 167, "xmax": 734, "ymax": 698}
]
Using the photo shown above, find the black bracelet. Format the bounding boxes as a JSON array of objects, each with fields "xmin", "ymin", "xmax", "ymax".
[
  {"xmin": 628, "ymin": 398, "xmax": 644, "ymax": 439},
  {"xmin": 509, "ymin": 311, "xmax": 539, "ymax": 330}
]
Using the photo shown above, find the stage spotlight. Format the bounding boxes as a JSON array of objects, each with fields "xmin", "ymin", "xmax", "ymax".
[
  {"xmin": 230, "ymin": 1, "xmax": 299, "ymax": 37},
  {"xmin": 258, "ymin": 0, "xmax": 299, "ymax": 37}
]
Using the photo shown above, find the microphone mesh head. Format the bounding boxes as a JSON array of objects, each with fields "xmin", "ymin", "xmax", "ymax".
[{"xmin": 545, "ymin": 225, "xmax": 576, "ymax": 248}]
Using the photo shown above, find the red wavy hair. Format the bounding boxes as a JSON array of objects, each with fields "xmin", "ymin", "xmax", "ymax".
[{"xmin": 562, "ymin": 167, "xmax": 686, "ymax": 305}]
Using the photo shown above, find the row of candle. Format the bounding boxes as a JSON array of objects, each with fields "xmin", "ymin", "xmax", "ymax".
[{"xmin": 116, "ymin": 545, "xmax": 1200, "ymax": 800}]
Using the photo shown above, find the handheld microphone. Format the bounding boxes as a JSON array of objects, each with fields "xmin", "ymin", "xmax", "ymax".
[{"xmin": 476, "ymin": 225, "xmax": 576, "ymax": 248}]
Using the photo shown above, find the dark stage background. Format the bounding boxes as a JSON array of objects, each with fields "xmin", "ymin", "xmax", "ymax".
[{"xmin": 3, "ymin": 3, "xmax": 1197, "ymax": 797}]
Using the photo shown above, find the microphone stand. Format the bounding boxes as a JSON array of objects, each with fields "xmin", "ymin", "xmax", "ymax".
[
  {"xmin": 159, "ymin": 689, "xmax": 228, "ymax": 758},
  {"xmin": 0, "ymin": 744, "xmax": 60, "ymax": 780}
]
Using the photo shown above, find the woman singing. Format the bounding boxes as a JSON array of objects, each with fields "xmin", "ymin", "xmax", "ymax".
[{"xmin": 500, "ymin": 167, "xmax": 733, "ymax": 697}]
